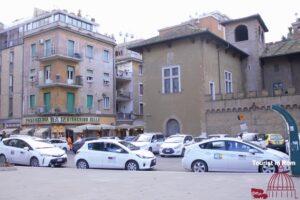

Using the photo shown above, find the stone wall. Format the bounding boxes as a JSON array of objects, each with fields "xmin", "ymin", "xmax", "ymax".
[{"xmin": 205, "ymin": 95, "xmax": 300, "ymax": 138}]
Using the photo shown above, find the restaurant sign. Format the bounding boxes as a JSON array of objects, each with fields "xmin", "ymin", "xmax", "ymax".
[{"xmin": 23, "ymin": 116, "xmax": 100, "ymax": 125}]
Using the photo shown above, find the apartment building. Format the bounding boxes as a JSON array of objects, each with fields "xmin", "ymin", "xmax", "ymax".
[
  {"xmin": 0, "ymin": 9, "xmax": 116, "ymax": 138},
  {"xmin": 115, "ymin": 42, "xmax": 144, "ymax": 130}
]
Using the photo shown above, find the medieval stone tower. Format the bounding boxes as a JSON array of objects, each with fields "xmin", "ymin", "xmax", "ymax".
[{"xmin": 221, "ymin": 14, "xmax": 268, "ymax": 93}]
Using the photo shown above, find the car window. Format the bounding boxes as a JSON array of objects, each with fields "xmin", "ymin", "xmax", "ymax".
[
  {"xmin": 226, "ymin": 141, "xmax": 258, "ymax": 153},
  {"xmin": 184, "ymin": 136, "xmax": 193, "ymax": 143},
  {"xmin": 156, "ymin": 135, "xmax": 165, "ymax": 142},
  {"xmin": 270, "ymin": 134, "xmax": 283, "ymax": 141},
  {"xmin": 17, "ymin": 140, "xmax": 31, "ymax": 149},
  {"xmin": 106, "ymin": 143, "xmax": 126, "ymax": 153},
  {"xmin": 50, "ymin": 140, "xmax": 58, "ymax": 143},
  {"xmin": 88, "ymin": 142, "xmax": 105, "ymax": 151},
  {"xmin": 7, "ymin": 139, "xmax": 18, "ymax": 147},
  {"xmin": 200, "ymin": 141, "xmax": 226, "ymax": 150}
]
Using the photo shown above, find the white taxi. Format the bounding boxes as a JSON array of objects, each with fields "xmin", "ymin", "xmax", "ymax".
[
  {"xmin": 182, "ymin": 138, "xmax": 289, "ymax": 173},
  {"xmin": 75, "ymin": 139, "xmax": 156, "ymax": 170},
  {"xmin": 159, "ymin": 134, "xmax": 193, "ymax": 156},
  {"xmin": 131, "ymin": 133, "xmax": 165, "ymax": 153},
  {"xmin": 0, "ymin": 137, "xmax": 67, "ymax": 167}
]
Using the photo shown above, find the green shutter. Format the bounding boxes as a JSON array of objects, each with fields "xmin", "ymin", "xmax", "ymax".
[
  {"xmin": 43, "ymin": 92, "xmax": 51, "ymax": 113},
  {"xmin": 87, "ymin": 95, "xmax": 93, "ymax": 109},
  {"xmin": 67, "ymin": 92, "xmax": 75, "ymax": 113},
  {"xmin": 30, "ymin": 95, "xmax": 35, "ymax": 108}
]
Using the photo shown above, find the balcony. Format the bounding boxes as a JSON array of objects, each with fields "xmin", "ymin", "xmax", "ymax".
[
  {"xmin": 116, "ymin": 90, "xmax": 132, "ymax": 101},
  {"xmin": 117, "ymin": 112, "xmax": 133, "ymax": 121},
  {"xmin": 38, "ymin": 47, "xmax": 82, "ymax": 62},
  {"xmin": 116, "ymin": 70, "xmax": 132, "ymax": 81},
  {"xmin": 38, "ymin": 75, "xmax": 83, "ymax": 89}
]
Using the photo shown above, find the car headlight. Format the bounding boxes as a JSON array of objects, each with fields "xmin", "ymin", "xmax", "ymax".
[{"xmin": 136, "ymin": 154, "xmax": 152, "ymax": 159}]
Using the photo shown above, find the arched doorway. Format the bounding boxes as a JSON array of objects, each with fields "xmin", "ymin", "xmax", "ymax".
[{"xmin": 166, "ymin": 119, "xmax": 180, "ymax": 136}]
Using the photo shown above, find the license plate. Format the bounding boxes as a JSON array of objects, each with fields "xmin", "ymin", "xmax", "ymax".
[{"xmin": 166, "ymin": 149, "xmax": 170, "ymax": 153}]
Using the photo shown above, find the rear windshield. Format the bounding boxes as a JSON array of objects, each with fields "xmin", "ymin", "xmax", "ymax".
[{"xmin": 270, "ymin": 134, "xmax": 283, "ymax": 140}]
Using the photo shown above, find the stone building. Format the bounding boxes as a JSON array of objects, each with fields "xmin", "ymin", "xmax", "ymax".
[
  {"xmin": 129, "ymin": 13, "xmax": 300, "ymax": 137},
  {"xmin": 0, "ymin": 9, "xmax": 116, "ymax": 138}
]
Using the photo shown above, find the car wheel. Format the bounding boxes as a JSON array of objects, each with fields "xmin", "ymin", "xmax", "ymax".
[
  {"xmin": 126, "ymin": 160, "xmax": 139, "ymax": 171},
  {"xmin": 259, "ymin": 161, "xmax": 278, "ymax": 173},
  {"xmin": 0, "ymin": 154, "xmax": 7, "ymax": 164},
  {"xmin": 181, "ymin": 148, "xmax": 185, "ymax": 157},
  {"xmin": 76, "ymin": 159, "xmax": 89, "ymax": 169},
  {"xmin": 30, "ymin": 157, "xmax": 39, "ymax": 167},
  {"xmin": 192, "ymin": 160, "xmax": 208, "ymax": 172},
  {"xmin": 148, "ymin": 147, "xmax": 152, "ymax": 152}
]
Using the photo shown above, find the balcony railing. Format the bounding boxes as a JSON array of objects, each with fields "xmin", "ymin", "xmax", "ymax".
[
  {"xmin": 117, "ymin": 112, "xmax": 133, "ymax": 120},
  {"xmin": 38, "ymin": 46, "xmax": 82, "ymax": 62},
  {"xmin": 38, "ymin": 76, "xmax": 83, "ymax": 89},
  {"xmin": 116, "ymin": 70, "xmax": 132, "ymax": 80},
  {"xmin": 116, "ymin": 90, "xmax": 131, "ymax": 101}
]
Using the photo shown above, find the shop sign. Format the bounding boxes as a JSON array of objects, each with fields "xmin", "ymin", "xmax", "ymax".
[{"xmin": 23, "ymin": 116, "xmax": 100, "ymax": 125}]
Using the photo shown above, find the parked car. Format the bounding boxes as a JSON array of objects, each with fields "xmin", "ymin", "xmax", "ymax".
[
  {"xmin": 194, "ymin": 136, "xmax": 208, "ymax": 143},
  {"xmin": 49, "ymin": 138, "xmax": 69, "ymax": 152},
  {"xmin": 131, "ymin": 133, "xmax": 165, "ymax": 153},
  {"xmin": 123, "ymin": 136, "xmax": 137, "ymax": 142},
  {"xmin": 207, "ymin": 134, "xmax": 229, "ymax": 139},
  {"xmin": 240, "ymin": 132, "xmax": 267, "ymax": 148},
  {"xmin": 72, "ymin": 137, "xmax": 97, "ymax": 153},
  {"xmin": 264, "ymin": 134, "xmax": 286, "ymax": 152},
  {"xmin": 75, "ymin": 139, "xmax": 156, "ymax": 170},
  {"xmin": 182, "ymin": 138, "xmax": 289, "ymax": 173},
  {"xmin": 0, "ymin": 137, "xmax": 67, "ymax": 167},
  {"xmin": 101, "ymin": 136, "xmax": 121, "ymax": 140},
  {"xmin": 159, "ymin": 134, "xmax": 194, "ymax": 157}
]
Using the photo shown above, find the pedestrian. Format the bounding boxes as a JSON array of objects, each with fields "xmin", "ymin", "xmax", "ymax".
[{"xmin": 67, "ymin": 136, "xmax": 73, "ymax": 150}]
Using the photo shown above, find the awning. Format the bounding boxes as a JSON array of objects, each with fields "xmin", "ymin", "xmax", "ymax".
[
  {"xmin": 20, "ymin": 128, "xmax": 34, "ymax": 135},
  {"xmin": 68, "ymin": 127, "xmax": 83, "ymax": 133},
  {"xmin": 0, "ymin": 128, "xmax": 18, "ymax": 135},
  {"xmin": 74, "ymin": 124, "xmax": 115, "ymax": 132},
  {"xmin": 117, "ymin": 124, "xmax": 133, "ymax": 130},
  {"xmin": 96, "ymin": 124, "xmax": 115, "ymax": 130},
  {"xmin": 34, "ymin": 128, "xmax": 49, "ymax": 137}
]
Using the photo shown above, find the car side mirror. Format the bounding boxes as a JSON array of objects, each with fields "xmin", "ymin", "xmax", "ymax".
[
  {"xmin": 23, "ymin": 146, "xmax": 29, "ymax": 151},
  {"xmin": 249, "ymin": 149, "xmax": 257, "ymax": 154}
]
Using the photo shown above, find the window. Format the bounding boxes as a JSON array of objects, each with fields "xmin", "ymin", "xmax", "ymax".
[
  {"xmin": 162, "ymin": 66, "xmax": 181, "ymax": 94},
  {"xmin": 139, "ymin": 64, "xmax": 143, "ymax": 75},
  {"xmin": 8, "ymin": 97, "xmax": 13, "ymax": 117},
  {"xmin": 200, "ymin": 141, "xmax": 226, "ymax": 150},
  {"xmin": 224, "ymin": 71, "xmax": 232, "ymax": 94},
  {"xmin": 31, "ymin": 44, "xmax": 36, "ymax": 57},
  {"xmin": 226, "ymin": 141, "xmax": 258, "ymax": 153},
  {"xmin": 139, "ymin": 83, "xmax": 143, "ymax": 95},
  {"xmin": 9, "ymin": 51, "xmax": 14, "ymax": 63},
  {"xmin": 86, "ymin": 45, "xmax": 93, "ymax": 58},
  {"xmin": 235, "ymin": 25, "xmax": 249, "ymax": 42},
  {"xmin": 44, "ymin": 39, "xmax": 51, "ymax": 57},
  {"xmin": 67, "ymin": 66, "xmax": 74, "ymax": 83},
  {"xmin": 67, "ymin": 40, "xmax": 75, "ymax": 57},
  {"xmin": 103, "ymin": 73, "xmax": 110, "ymax": 85},
  {"xmin": 209, "ymin": 81, "xmax": 215, "ymax": 100},
  {"xmin": 106, "ymin": 143, "xmax": 126, "ymax": 153},
  {"xmin": 103, "ymin": 97, "xmax": 110, "ymax": 109},
  {"xmin": 29, "ymin": 69, "xmax": 36, "ymax": 82},
  {"xmin": 86, "ymin": 70, "xmax": 93, "ymax": 82},
  {"xmin": 29, "ymin": 95, "xmax": 36, "ymax": 109},
  {"xmin": 45, "ymin": 66, "xmax": 51, "ymax": 82},
  {"xmin": 87, "ymin": 95, "xmax": 93, "ymax": 109},
  {"xmin": 88, "ymin": 142, "xmax": 105, "ymax": 151},
  {"xmin": 103, "ymin": 50, "xmax": 109, "ymax": 62},
  {"xmin": 139, "ymin": 103, "xmax": 144, "ymax": 115}
]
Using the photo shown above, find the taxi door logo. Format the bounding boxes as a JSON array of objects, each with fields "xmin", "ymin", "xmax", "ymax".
[{"xmin": 251, "ymin": 166, "xmax": 297, "ymax": 199}]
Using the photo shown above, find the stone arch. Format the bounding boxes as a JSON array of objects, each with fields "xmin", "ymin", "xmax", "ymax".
[
  {"xmin": 165, "ymin": 118, "xmax": 181, "ymax": 136},
  {"xmin": 235, "ymin": 25, "xmax": 249, "ymax": 42}
]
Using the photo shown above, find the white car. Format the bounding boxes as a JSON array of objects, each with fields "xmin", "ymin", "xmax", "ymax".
[
  {"xmin": 48, "ymin": 138, "xmax": 69, "ymax": 152},
  {"xmin": 159, "ymin": 134, "xmax": 194, "ymax": 157},
  {"xmin": 207, "ymin": 134, "xmax": 229, "ymax": 139},
  {"xmin": 240, "ymin": 132, "xmax": 267, "ymax": 148},
  {"xmin": 75, "ymin": 139, "xmax": 156, "ymax": 170},
  {"xmin": 0, "ymin": 137, "xmax": 67, "ymax": 167},
  {"xmin": 182, "ymin": 138, "xmax": 289, "ymax": 173},
  {"xmin": 131, "ymin": 133, "xmax": 165, "ymax": 153}
]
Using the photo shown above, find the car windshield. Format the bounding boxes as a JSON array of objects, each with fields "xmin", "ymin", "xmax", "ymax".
[
  {"xmin": 165, "ymin": 136, "xmax": 184, "ymax": 143},
  {"xmin": 135, "ymin": 134, "xmax": 152, "ymax": 142},
  {"xmin": 270, "ymin": 134, "xmax": 283, "ymax": 140},
  {"xmin": 243, "ymin": 141, "xmax": 266, "ymax": 150},
  {"xmin": 119, "ymin": 141, "xmax": 140, "ymax": 151}
]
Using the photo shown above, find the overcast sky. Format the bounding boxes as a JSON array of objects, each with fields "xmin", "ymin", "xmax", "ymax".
[{"xmin": 0, "ymin": 0, "xmax": 299, "ymax": 43}]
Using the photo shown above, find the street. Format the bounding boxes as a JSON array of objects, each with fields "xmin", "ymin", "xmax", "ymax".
[
  {"xmin": 1, "ymin": 166, "xmax": 299, "ymax": 200},
  {"xmin": 66, "ymin": 152, "xmax": 184, "ymax": 172}
]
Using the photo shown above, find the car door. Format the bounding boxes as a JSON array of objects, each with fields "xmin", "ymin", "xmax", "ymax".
[
  {"xmin": 86, "ymin": 142, "xmax": 105, "ymax": 168},
  {"xmin": 225, "ymin": 141, "xmax": 262, "ymax": 172},
  {"xmin": 4, "ymin": 139, "xmax": 19, "ymax": 164},
  {"xmin": 14, "ymin": 139, "xmax": 33, "ymax": 165},
  {"xmin": 102, "ymin": 143, "xmax": 129, "ymax": 169},
  {"xmin": 151, "ymin": 135, "xmax": 164, "ymax": 152},
  {"xmin": 199, "ymin": 140, "xmax": 230, "ymax": 171}
]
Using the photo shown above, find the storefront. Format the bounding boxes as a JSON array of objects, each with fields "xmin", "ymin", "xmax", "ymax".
[{"xmin": 22, "ymin": 115, "xmax": 116, "ymax": 140}]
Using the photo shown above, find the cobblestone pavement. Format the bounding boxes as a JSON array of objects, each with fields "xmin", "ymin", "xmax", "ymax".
[{"xmin": 1, "ymin": 166, "xmax": 299, "ymax": 200}]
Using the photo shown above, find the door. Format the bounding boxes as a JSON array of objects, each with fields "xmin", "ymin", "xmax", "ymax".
[
  {"xmin": 166, "ymin": 119, "xmax": 180, "ymax": 136},
  {"xmin": 67, "ymin": 40, "xmax": 75, "ymax": 57},
  {"xmin": 86, "ymin": 142, "xmax": 105, "ymax": 168},
  {"xmin": 4, "ymin": 139, "xmax": 19, "ymax": 163},
  {"xmin": 102, "ymin": 143, "xmax": 128, "ymax": 169},
  {"xmin": 67, "ymin": 92, "xmax": 75, "ymax": 113},
  {"xmin": 14, "ymin": 139, "xmax": 32, "ymax": 165},
  {"xmin": 151, "ymin": 135, "xmax": 165, "ymax": 152},
  {"xmin": 67, "ymin": 66, "xmax": 74, "ymax": 84},
  {"xmin": 44, "ymin": 39, "xmax": 52, "ymax": 56},
  {"xmin": 44, "ymin": 92, "xmax": 51, "ymax": 113},
  {"xmin": 225, "ymin": 141, "xmax": 261, "ymax": 172},
  {"xmin": 44, "ymin": 66, "xmax": 51, "ymax": 84}
]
